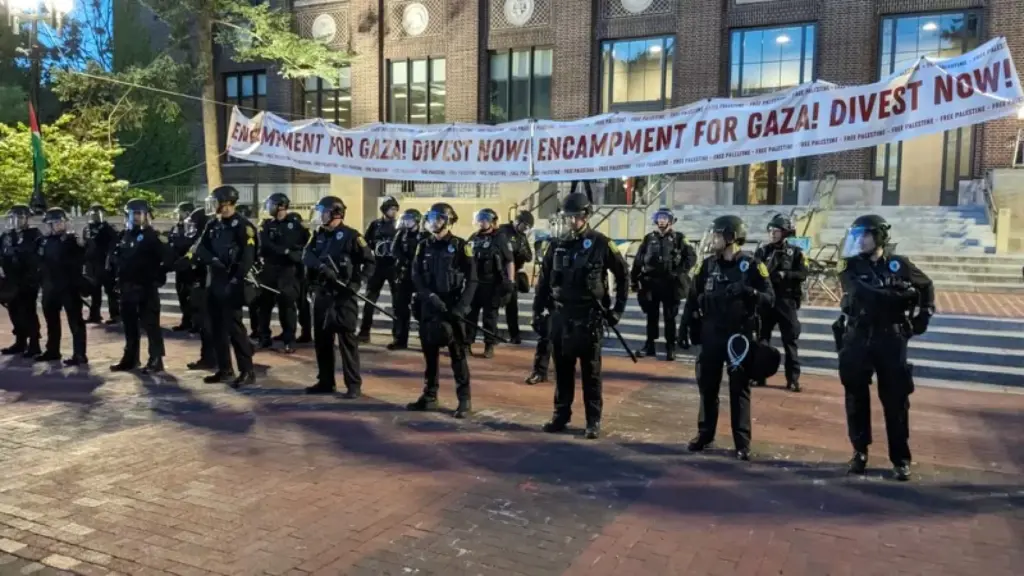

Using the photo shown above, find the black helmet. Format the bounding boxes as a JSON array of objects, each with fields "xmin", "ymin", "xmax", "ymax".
[
  {"xmin": 236, "ymin": 205, "xmax": 253, "ymax": 218},
  {"xmin": 186, "ymin": 207, "xmax": 209, "ymax": 237},
  {"xmin": 6, "ymin": 204, "xmax": 31, "ymax": 229},
  {"xmin": 847, "ymin": 214, "xmax": 891, "ymax": 252},
  {"xmin": 561, "ymin": 192, "xmax": 593, "ymax": 218},
  {"xmin": 399, "ymin": 208, "xmax": 422, "ymax": 229},
  {"xmin": 206, "ymin": 185, "xmax": 240, "ymax": 214},
  {"xmin": 314, "ymin": 196, "xmax": 347, "ymax": 225},
  {"xmin": 264, "ymin": 193, "xmax": 290, "ymax": 216},
  {"xmin": 711, "ymin": 215, "xmax": 747, "ymax": 245},
  {"xmin": 767, "ymin": 213, "xmax": 795, "ymax": 236},
  {"xmin": 86, "ymin": 204, "xmax": 105, "ymax": 224},
  {"xmin": 652, "ymin": 207, "xmax": 676, "ymax": 226},
  {"xmin": 176, "ymin": 201, "xmax": 195, "ymax": 215},
  {"xmin": 42, "ymin": 208, "xmax": 68, "ymax": 223},
  {"xmin": 425, "ymin": 202, "xmax": 457, "ymax": 234},
  {"xmin": 124, "ymin": 198, "xmax": 152, "ymax": 214},
  {"xmin": 515, "ymin": 210, "xmax": 534, "ymax": 229},
  {"xmin": 475, "ymin": 208, "xmax": 498, "ymax": 226},
  {"xmin": 380, "ymin": 195, "xmax": 400, "ymax": 214},
  {"xmin": 428, "ymin": 202, "xmax": 458, "ymax": 224},
  {"xmin": 6, "ymin": 205, "xmax": 31, "ymax": 218}
]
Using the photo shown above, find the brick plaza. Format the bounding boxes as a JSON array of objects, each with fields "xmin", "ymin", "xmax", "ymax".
[{"xmin": 0, "ymin": 312, "xmax": 1022, "ymax": 576}]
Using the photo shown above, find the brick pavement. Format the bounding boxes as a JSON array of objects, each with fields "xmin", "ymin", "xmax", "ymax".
[
  {"xmin": 803, "ymin": 288, "xmax": 1024, "ymax": 317},
  {"xmin": 0, "ymin": 318, "xmax": 1022, "ymax": 576}
]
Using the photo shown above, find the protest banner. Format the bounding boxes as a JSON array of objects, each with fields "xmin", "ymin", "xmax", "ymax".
[{"xmin": 226, "ymin": 37, "xmax": 1023, "ymax": 182}]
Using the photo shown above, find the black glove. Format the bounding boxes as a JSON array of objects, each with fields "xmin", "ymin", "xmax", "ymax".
[
  {"xmin": 605, "ymin": 308, "xmax": 622, "ymax": 327},
  {"xmin": 677, "ymin": 330, "xmax": 691, "ymax": 350},
  {"xmin": 428, "ymin": 293, "xmax": 447, "ymax": 312},
  {"xmin": 725, "ymin": 283, "xmax": 755, "ymax": 298},
  {"xmin": 911, "ymin": 313, "xmax": 931, "ymax": 336},
  {"xmin": 319, "ymin": 264, "xmax": 337, "ymax": 281},
  {"xmin": 453, "ymin": 303, "xmax": 470, "ymax": 318},
  {"xmin": 210, "ymin": 257, "xmax": 227, "ymax": 271},
  {"xmin": 531, "ymin": 311, "xmax": 548, "ymax": 332}
]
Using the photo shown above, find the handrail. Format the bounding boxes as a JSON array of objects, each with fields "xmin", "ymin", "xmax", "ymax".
[
  {"xmin": 981, "ymin": 170, "xmax": 998, "ymax": 234},
  {"xmin": 588, "ymin": 174, "xmax": 676, "ymax": 234}
]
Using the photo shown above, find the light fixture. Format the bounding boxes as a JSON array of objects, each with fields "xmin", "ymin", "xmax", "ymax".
[
  {"xmin": 922, "ymin": 22, "xmax": 938, "ymax": 32},
  {"xmin": 648, "ymin": 44, "xmax": 662, "ymax": 54},
  {"xmin": 775, "ymin": 34, "xmax": 791, "ymax": 44}
]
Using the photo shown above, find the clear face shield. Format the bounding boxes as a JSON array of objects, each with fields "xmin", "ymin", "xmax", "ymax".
[
  {"xmin": 6, "ymin": 214, "xmax": 27, "ymax": 231},
  {"xmin": 768, "ymin": 226, "xmax": 785, "ymax": 244},
  {"xmin": 515, "ymin": 220, "xmax": 532, "ymax": 235},
  {"xmin": 474, "ymin": 211, "xmax": 495, "ymax": 232},
  {"xmin": 176, "ymin": 208, "xmax": 190, "ymax": 222},
  {"xmin": 400, "ymin": 214, "xmax": 419, "ymax": 231},
  {"xmin": 561, "ymin": 212, "xmax": 588, "ymax": 235},
  {"xmin": 126, "ymin": 210, "xmax": 149, "ymax": 230},
  {"xmin": 653, "ymin": 212, "xmax": 673, "ymax": 231},
  {"xmin": 425, "ymin": 210, "xmax": 449, "ymax": 235},
  {"xmin": 205, "ymin": 196, "xmax": 219, "ymax": 216},
  {"xmin": 264, "ymin": 198, "xmax": 283, "ymax": 218},
  {"xmin": 184, "ymin": 219, "xmax": 199, "ymax": 237},
  {"xmin": 841, "ymin": 226, "xmax": 876, "ymax": 258},
  {"xmin": 45, "ymin": 219, "xmax": 67, "ymax": 236},
  {"xmin": 710, "ymin": 231, "xmax": 728, "ymax": 253},
  {"xmin": 384, "ymin": 206, "xmax": 399, "ymax": 220},
  {"xmin": 87, "ymin": 209, "xmax": 104, "ymax": 224}
]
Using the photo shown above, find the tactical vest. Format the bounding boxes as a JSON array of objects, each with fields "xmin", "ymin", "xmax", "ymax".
[
  {"xmin": 551, "ymin": 234, "xmax": 606, "ymax": 307},
  {"xmin": 419, "ymin": 238, "xmax": 465, "ymax": 296}
]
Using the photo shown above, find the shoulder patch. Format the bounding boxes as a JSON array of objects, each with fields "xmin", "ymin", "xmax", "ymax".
[
  {"xmin": 739, "ymin": 260, "xmax": 750, "ymax": 273},
  {"xmin": 889, "ymin": 259, "xmax": 901, "ymax": 273},
  {"xmin": 802, "ymin": 253, "xmax": 809, "ymax": 266},
  {"xmin": 756, "ymin": 261, "xmax": 769, "ymax": 278},
  {"xmin": 608, "ymin": 240, "xmax": 619, "ymax": 254},
  {"xmin": 464, "ymin": 242, "xmax": 473, "ymax": 258},
  {"xmin": 836, "ymin": 258, "xmax": 847, "ymax": 273},
  {"xmin": 357, "ymin": 236, "xmax": 367, "ymax": 248},
  {"xmin": 246, "ymin": 224, "xmax": 255, "ymax": 238}
]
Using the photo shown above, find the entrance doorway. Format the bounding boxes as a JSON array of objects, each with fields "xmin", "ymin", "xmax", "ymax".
[{"xmin": 730, "ymin": 159, "xmax": 805, "ymax": 205}]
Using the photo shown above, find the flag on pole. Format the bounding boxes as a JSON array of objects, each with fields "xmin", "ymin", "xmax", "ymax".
[{"xmin": 28, "ymin": 102, "xmax": 47, "ymax": 212}]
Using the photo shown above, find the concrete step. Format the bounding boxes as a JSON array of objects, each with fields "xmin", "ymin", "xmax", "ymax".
[
  {"xmin": 924, "ymin": 272, "xmax": 1024, "ymax": 284},
  {"xmin": 931, "ymin": 281, "xmax": 1024, "ymax": 293}
]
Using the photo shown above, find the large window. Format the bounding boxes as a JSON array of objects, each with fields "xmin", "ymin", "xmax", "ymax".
[
  {"xmin": 727, "ymin": 25, "xmax": 815, "ymax": 205},
  {"xmin": 874, "ymin": 12, "xmax": 981, "ymax": 206},
  {"xmin": 224, "ymin": 71, "xmax": 267, "ymax": 163},
  {"xmin": 389, "ymin": 58, "xmax": 446, "ymax": 124},
  {"xmin": 489, "ymin": 48, "xmax": 552, "ymax": 123},
  {"xmin": 600, "ymin": 37, "xmax": 674, "ymax": 113},
  {"xmin": 303, "ymin": 67, "xmax": 352, "ymax": 127}
]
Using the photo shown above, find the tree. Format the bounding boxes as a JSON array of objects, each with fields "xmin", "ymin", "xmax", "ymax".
[{"xmin": 0, "ymin": 114, "xmax": 160, "ymax": 213}]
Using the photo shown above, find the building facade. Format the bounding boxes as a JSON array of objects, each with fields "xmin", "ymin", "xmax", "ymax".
[{"xmin": 215, "ymin": 0, "xmax": 1024, "ymax": 208}]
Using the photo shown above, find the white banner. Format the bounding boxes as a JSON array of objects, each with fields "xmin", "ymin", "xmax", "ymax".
[{"xmin": 226, "ymin": 37, "xmax": 1023, "ymax": 182}]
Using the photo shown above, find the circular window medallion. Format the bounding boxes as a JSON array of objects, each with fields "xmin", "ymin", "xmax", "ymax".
[
  {"xmin": 504, "ymin": 0, "xmax": 535, "ymax": 27},
  {"xmin": 620, "ymin": 0, "xmax": 654, "ymax": 14},
  {"xmin": 402, "ymin": 2, "xmax": 430, "ymax": 36},
  {"xmin": 311, "ymin": 14, "xmax": 337, "ymax": 43}
]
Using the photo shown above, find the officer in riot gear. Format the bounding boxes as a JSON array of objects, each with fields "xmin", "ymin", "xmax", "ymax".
[
  {"xmin": 302, "ymin": 196, "xmax": 376, "ymax": 396},
  {"xmin": 293, "ymin": 212, "xmax": 313, "ymax": 344},
  {"xmin": 194, "ymin": 186, "xmax": 259, "ymax": 387},
  {"xmin": 36, "ymin": 208, "xmax": 89, "ymax": 366},
  {"xmin": 176, "ymin": 208, "xmax": 217, "ymax": 370},
  {"xmin": 754, "ymin": 213, "xmax": 808, "ymax": 391},
  {"xmin": 1, "ymin": 205, "xmax": 43, "ymax": 357},
  {"xmin": 630, "ymin": 208, "xmax": 696, "ymax": 361},
  {"xmin": 358, "ymin": 195, "xmax": 400, "ymax": 342},
  {"xmin": 109, "ymin": 199, "xmax": 172, "ymax": 374},
  {"xmin": 235, "ymin": 204, "xmax": 261, "ymax": 339},
  {"xmin": 82, "ymin": 204, "xmax": 120, "ymax": 325},
  {"xmin": 498, "ymin": 210, "xmax": 534, "ymax": 344},
  {"xmin": 466, "ymin": 208, "xmax": 515, "ymax": 358},
  {"xmin": 533, "ymin": 192, "xmax": 629, "ymax": 439},
  {"xmin": 168, "ymin": 202, "xmax": 197, "ymax": 332},
  {"xmin": 836, "ymin": 214, "xmax": 934, "ymax": 482},
  {"xmin": 388, "ymin": 208, "xmax": 429, "ymax": 350},
  {"xmin": 407, "ymin": 203, "xmax": 478, "ymax": 418},
  {"xmin": 255, "ymin": 193, "xmax": 306, "ymax": 352},
  {"xmin": 683, "ymin": 215, "xmax": 774, "ymax": 460}
]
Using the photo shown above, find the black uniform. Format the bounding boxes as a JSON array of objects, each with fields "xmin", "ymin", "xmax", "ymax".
[
  {"xmin": 498, "ymin": 221, "xmax": 533, "ymax": 343},
  {"xmin": 168, "ymin": 218, "xmax": 197, "ymax": 331},
  {"xmin": 110, "ymin": 226, "xmax": 172, "ymax": 372},
  {"xmin": 534, "ymin": 221, "xmax": 629, "ymax": 438},
  {"xmin": 294, "ymin": 217, "xmax": 313, "ymax": 343},
  {"xmin": 82, "ymin": 219, "xmax": 120, "ymax": 323},
  {"xmin": 256, "ymin": 213, "xmax": 307, "ymax": 347},
  {"xmin": 194, "ymin": 211, "xmax": 258, "ymax": 384},
  {"xmin": 304, "ymin": 223, "xmax": 376, "ymax": 394},
  {"xmin": 526, "ymin": 312, "xmax": 552, "ymax": 384},
  {"xmin": 37, "ymin": 225, "xmax": 88, "ymax": 364},
  {"xmin": 0, "ymin": 220, "xmax": 42, "ymax": 356},
  {"xmin": 391, "ymin": 226, "xmax": 429, "ymax": 349},
  {"xmin": 630, "ymin": 228, "xmax": 696, "ymax": 359},
  {"xmin": 175, "ymin": 209, "xmax": 216, "ymax": 368},
  {"xmin": 466, "ymin": 227, "xmax": 514, "ymax": 353},
  {"xmin": 837, "ymin": 233, "xmax": 933, "ymax": 479},
  {"xmin": 754, "ymin": 238, "xmax": 808, "ymax": 389},
  {"xmin": 685, "ymin": 252, "xmax": 774, "ymax": 455},
  {"xmin": 409, "ymin": 229, "xmax": 477, "ymax": 414},
  {"xmin": 358, "ymin": 215, "xmax": 398, "ymax": 339}
]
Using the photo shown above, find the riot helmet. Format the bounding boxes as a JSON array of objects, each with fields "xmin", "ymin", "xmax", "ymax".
[
  {"xmin": 652, "ymin": 208, "xmax": 676, "ymax": 232},
  {"xmin": 474, "ymin": 208, "xmax": 498, "ymax": 232},
  {"xmin": 124, "ymin": 198, "xmax": 153, "ymax": 230},
  {"xmin": 710, "ymin": 215, "xmax": 747, "ymax": 252},
  {"xmin": 380, "ymin": 195, "xmax": 400, "ymax": 219},
  {"xmin": 185, "ymin": 207, "xmax": 208, "ymax": 238},
  {"xmin": 176, "ymin": 202, "xmax": 195, "ymax": 222},
  {"xmin": 841, "ymin": 214, "xmax": 890, "ymax": 258},
  {"xmin": 314, "ymin": 196, "xmax": 347, "ymax": 227},
  {"xmin": 514, "ymin": 210, "xmax": 534, "ymax": 234},
  {"xmin": 264, "ymin": 193, "xmax": 290, "ymax": 219},
  {"xmin": 767, "ymin": 213, "xmax": 795, "ymax": 243},
  {"xmin": 6, "ymin": 205, "xmax": 31, "ymax": 231},
  {"xmin": 560, "ymin": 192, "xmax": 593, "ymax": 235},
  {"xmin": 399, "ymin": 208, "xmax": 422, "ymax": 231},
  {"xmin": 42, "ymin": 207, "xmax": 69, "ymax": 235},
  {"xmin": 425, "ymin": 202, "xmax": 457, "ymax": 236},
  {"xmin": 86, "ymin": 204, "xmax": 105, "ymax": 225},
  {"xmin": 206, "ymin": 185, "xmax": 240, "ymax": 216}
]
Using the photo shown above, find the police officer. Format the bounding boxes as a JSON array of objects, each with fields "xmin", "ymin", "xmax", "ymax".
[
  {"xmin": 168, "ymin": 202, "xmax": 197, "ymax": 332},
  {"xmin": 835, "ymin": 215, "xmax": 934, "ymax": 482},
  {"xmin": 109, "ymin": 199, "xmax": 172, "ymax": 374},
  {"xmin": 630, "ymin": 208, "xmax": 696, "ymax": 361},
  {"xmin": 255, "ymin": 193, "xmax": 305, "ymax": 353},
  {"xmin": 302, "ymin": 196, "xmax": 375, "ymax": 396},
  {"xmin": 498, "ymin": 210, "xmax": 534, "ymax": 344},
  {"xmin": 82, "ymin": 204, "xmax": 120, "ymax": 325},
  {"xmin": 1, "ymin": 205, "xmax": 42, "ymax": 358},
  {"xmin": 388, "ymin": 208, "xmax": 428, "ymax": 350},
  {"xmin": 193, "ymin": 186, "xmax": 258, "ymax": 387},
  {"xmin": 406, "ymin": 203, "xmax": 477, "ymax": 418},
  {"xmin": 533, "ymin": 192, "xmax": 629, "ymax": 439},
  {"xmin": 236, "ymin": 204, "xmax": 261, "ymax": 340},
  {"xmin": 176, "ymin": 208, "xmax": 217, "ymax": 370},
  {"xmin": 293, "ymin": 212, "xmax": 313, "ymax": 344},
  {"xmin": 683, "ymin": 216, "xmax": 774, "ymax": 460},
  {"xmin": 754, "ymin": 214, "xmax": 808, "ymax": 391},
  {"xmin": 466, "ymin": 209, "xmax": 515, "ymax": 358},
  {"xmin": 358, "ymin": 196, "xmax": 400, "ymax": 342},
  {"xmin": 36, "ymin": 208, "xmax": 88, "ymax": 366}
]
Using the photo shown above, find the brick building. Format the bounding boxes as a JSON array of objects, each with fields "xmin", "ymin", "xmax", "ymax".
[{"xmin": 215, "ymin": 0, "xmax": 1024, "ymax": 209}]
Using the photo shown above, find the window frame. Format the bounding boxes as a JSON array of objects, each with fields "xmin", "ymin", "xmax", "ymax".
[
  {"xmin": 487, "ymin": 46, "xmax": 554, "ymax": 123},
  {"xmin": 301, "ymin": 67, "xmax": 353, "ymax": 128},
  {"xmin": 598, "ymin": 36, "xmax": 675, "ymax": 113},
  {"xmin": 727, "ymin": 22, "xmax": 818, "ymax": 98},
  {"xmin": 387, "ymin": 57, "xmax": 447, "ymax": 124},
  {"xmin": 223, "ymin": 71, "xmax": 267, "ymax": 164}
]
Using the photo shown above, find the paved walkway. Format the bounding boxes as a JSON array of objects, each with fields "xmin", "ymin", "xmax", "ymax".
[
  {"xmin": 803, "ymin": 289, "xmax": 1024, "ymax": 316},
  {"xmin": 0, "ymin": 318, "xmax": 1022, "ymax": 576}
]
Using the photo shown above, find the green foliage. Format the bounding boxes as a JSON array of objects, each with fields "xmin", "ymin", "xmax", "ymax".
[
  {"xmin": 115, "ymin": 113, "xmax": 198, "ymax": 186},
  {"xmin": 0, "ymin": 115, "xmax": 160, "ymax": 213}
]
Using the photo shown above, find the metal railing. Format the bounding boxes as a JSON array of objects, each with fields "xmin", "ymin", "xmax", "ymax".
[
  {"xmin": 150, "ymin": 184, "xmax": 331, "ymax": 209},
  {"xmin": 384, "ymin": 181, "xmax": 500, "ymax": 199}
]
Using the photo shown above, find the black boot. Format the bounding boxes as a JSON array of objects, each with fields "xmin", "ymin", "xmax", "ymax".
[
  {"xmin": 787, "ymin": 380, "xmax": 802, "ymax": 393},
  {"xmin": 1, "ymin": 340, "xmax": 26, "ymax": 355},
  {"xmin": 454, "ymin": 400, "xmax": 471, "ymax": 419},
  {"xmin": 186, "ymin": 358, "xmax": 217, "ymax": 371},
  {"xmin": 230, "ymin": 371, "xmax": 256, "ymax": 389},
  {"xmin": 848, "ymin": 451, "xmax": 868, "ymax": 475},
  {"xmin": 524, "ymin": 372, "xmax": 546, "ymax": 385},
  {"xmin": 482, "ymin": 344, "xmax": 495, "ymax": 359},
  {"xmin": 509, "ymin": 335, "xmax": 522, "ymax": 345},
  {"xmin": 357, "ymin": 331, "xmax": 371, "ymax": 344},
  {"xmin": 386, "ymin": 341, "xmax": 407, "ymax": 351},
  {"xmin": 636, "ymin": 342, "xmax": 657, "ymax": 358},
  {"xmin": 584, "ymin": 422, "xmax": 601, "ymax": 440},
  {"xmin": 34, "ymin": 350, "xmax": 61, "ymax": 362},
  {"xmin": 141, "ymin": 357, "xmax": 164, "ymax": 375},
  {"xmin": 305, "ymin": 381, "xmax": 336, "ymax": 395},
  {"xmin": 892, "ymin": 463, "xmax": 911, "ymax": 482},
  {"xmin": 340, "ymin": 388, "xmax": 361, "ymax": 400},
  {"xmin": 63, "ymin": 355, "xmax": 88, "ymax": 367},
  {"xmin": 735, "ymin": 448, "xmax": 751, "ymax": 461},
  {"xmin": 109, "ymin": 358, "xmax": 139, "ymax": 372},
  {"xmin": 406, "ymin": 396, "xmax": 439, "ymax": 411},
  {"xmin": 665, "ymin": 346, "xmax": 676, "ymax": 361},
  {"xmin": 296, "ymin": 332, "xmax": 312, "ymax": 344},
  {"xmin": 282, "ymin": 344, "xmax": 296, "ymax": 355},
  {"xmin": 258, "ymin": 339, "xmax": 273, "ymax": 350},
  {"xmin": 85, "ymin": 315, "xmax": 103, "ymax": 324},
  {"xmin": 542, "ymin": 418, "xmax": 569, "ymax": 433},
  {"xmin": 687, "ymin": 435, "xmax": 713, "ymax": 452},
  {"xmin": 104, "ymin": 317, "xmax": 120, "ymax": 326},
  {"xmin": 22, "ymin": 339, "xmax": 41, "ymax": 358},
  {"xmin": 203, "ymin": 371, "xmax": 235, "ymax": 384}
]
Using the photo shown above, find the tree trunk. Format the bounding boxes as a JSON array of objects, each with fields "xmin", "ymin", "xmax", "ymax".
[{"xmin": 198, "ymin": 9, "xmax": 222, "ymax": 189}]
